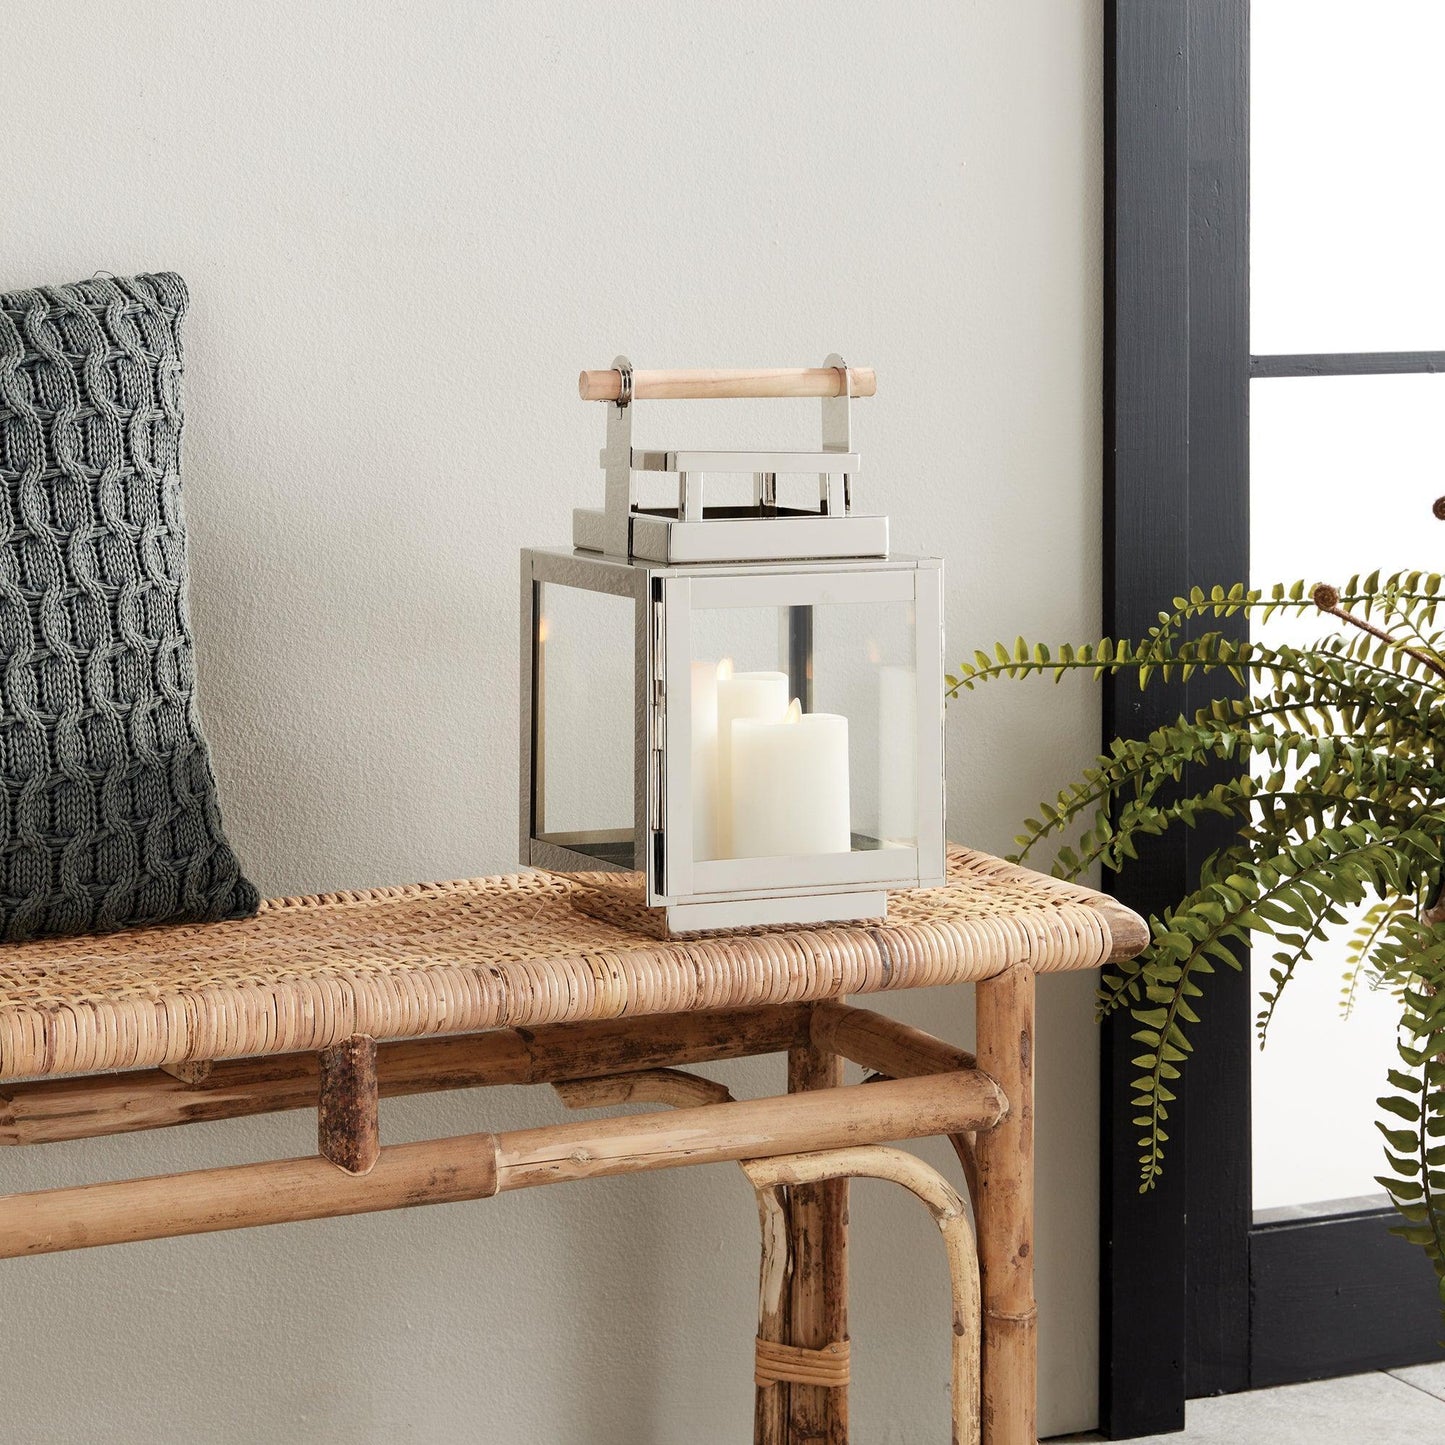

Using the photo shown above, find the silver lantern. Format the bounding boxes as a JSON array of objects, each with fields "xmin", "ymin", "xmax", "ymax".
[{"xmin": 520, "ymin": 357, "xmax": 945, "ymax": 932}]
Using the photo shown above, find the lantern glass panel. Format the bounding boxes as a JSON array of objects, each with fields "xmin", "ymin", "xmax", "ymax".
[
  {"xmin": 533, "ymin": 579, "xmax": 635, "ymax": 867},
  {"xmin": 672, "ymin": 566, "xmax": 936, "ymax": 901}
]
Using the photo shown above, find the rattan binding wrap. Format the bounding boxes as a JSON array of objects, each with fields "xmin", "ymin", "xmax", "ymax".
[
  {"xmin": 754, "ymin": 1337, "xmax": 851, "ymax": 1389},
  {"xmin": 0, "ymin": 846, "xmax": 1145, "ymax": 1081}
]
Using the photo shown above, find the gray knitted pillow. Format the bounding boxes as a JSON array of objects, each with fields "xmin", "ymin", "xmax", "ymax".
[{"xmin": 0, "ymin": 271, "xmax": 258, "ymax": 940}]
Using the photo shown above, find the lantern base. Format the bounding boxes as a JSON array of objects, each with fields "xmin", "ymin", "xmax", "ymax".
[{"xmin": 664, "ymin": 890, "xmax": 887, "ymax": 937}]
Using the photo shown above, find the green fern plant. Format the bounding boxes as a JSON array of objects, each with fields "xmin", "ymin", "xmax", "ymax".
[{"xmin": 950, "ymin": 560, "xmax": 1445, "ymax": 1304}]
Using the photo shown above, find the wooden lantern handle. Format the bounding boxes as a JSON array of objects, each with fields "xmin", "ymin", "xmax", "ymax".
[{"xmin": 577, "ymin": 366, "xmax": 877, "ymax": 403}]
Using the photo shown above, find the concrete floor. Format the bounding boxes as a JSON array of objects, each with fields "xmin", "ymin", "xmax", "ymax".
[{"xmin": 1050, "ymin": 1363, "xmax": 1445, "ymax": 1444}]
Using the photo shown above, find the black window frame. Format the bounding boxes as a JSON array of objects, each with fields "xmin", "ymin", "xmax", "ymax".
[{"xmin": 1102, "ymin": 2, "xmax": 1443, "ymax": 1436}]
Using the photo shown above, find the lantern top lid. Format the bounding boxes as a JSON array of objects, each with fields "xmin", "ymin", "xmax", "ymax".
[{"xmin": 571, "ymin": 355, "xmax": 889, "ymax": 566}]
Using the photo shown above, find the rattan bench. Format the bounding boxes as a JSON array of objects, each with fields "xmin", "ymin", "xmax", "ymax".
[{"xmin": 0, "ymin": 845, "xmax": 1145, "ymax": 1445}]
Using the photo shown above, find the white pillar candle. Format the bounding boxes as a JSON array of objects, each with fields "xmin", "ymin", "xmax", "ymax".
[
  {"xmin": 730, "ymin": 700, "xmax": 852, "ymax": 859},
  {"xmin": 877, "ymin": 663, "xmax": 918, "ymax": 844},
  {"xmin": 715, "ymin": 662, "xmax": 789, "ymax": 857},
  {"xmin": 690, "ymin": 659, "xmax": 720, "ymax": 859}
]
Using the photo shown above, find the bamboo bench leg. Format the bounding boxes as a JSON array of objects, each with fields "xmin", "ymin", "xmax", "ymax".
[
  {"xmin": 550, "ymin": 1058, "xmax": 847, "ymax": 1443},
  {"xmin": 973, "ymin": 967, "xmax": 1037, "ymax": 1445},
  {"xmin": 785, "ymin": 1039, "xmax": 849, "ymax": 1445},
  {"xmin": 752, "ymin": 1180, "xmax": 794, "ymax": 1445},
  {"xmin": 548, "ymin": 1043, "xmax": 995, "ymax": 1444},
  {"xmin": 744, "ymin": 1148, "xmax": 981, "ymax": 1445}
]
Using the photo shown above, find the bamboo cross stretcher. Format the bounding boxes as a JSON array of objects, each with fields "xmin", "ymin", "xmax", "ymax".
[{"xmin": 0, "ymin": 846, "xmax": 1146, "ymax": 1445}]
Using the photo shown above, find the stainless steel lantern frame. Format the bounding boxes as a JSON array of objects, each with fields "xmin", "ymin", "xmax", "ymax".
[{"xmin": 521, "ymin": 358, "xmax": 946, "ymax": 933}]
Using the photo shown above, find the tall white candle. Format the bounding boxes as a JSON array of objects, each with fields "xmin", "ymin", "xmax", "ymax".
[
  {"xmin": 877, "ymin": 663, "xmax": 917, "ymax": 844},
  {"xmin": 690, "ymin": 660, "xmax": 720, "ymax": 859},
  {"xmin": 715, "ymin": 663, "xmax": 789, "ymax": 857},
  {"xmin": 730, "ymin": 700, "xmax": 851, "ymax": 859}
]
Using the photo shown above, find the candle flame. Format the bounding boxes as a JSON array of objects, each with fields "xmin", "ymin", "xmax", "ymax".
[
  {"xmin": 538, "ymin": 618, "xmax": 550, "ymax": 644},
  {"xmin": 785, "ymin": 698, "xmax": 802, "ymax": 724},
  {"xmin": 717, "ymin": 657, "xmax": 734, "ymax": 681}
]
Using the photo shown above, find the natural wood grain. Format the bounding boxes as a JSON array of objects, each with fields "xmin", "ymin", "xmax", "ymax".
[
  {"xmin": 1092, "ymin": 894, "xmax": 1152, "ymax": 962},
  {"xmin": 0, "ymin": 1005, "xmax": 811, "ymax": 1146},
  {"xmin": 973, "ymin": 966, "xmax": 1036, "ymax": 1445},
  {"xmin": 318, "ymin": 1035, "xmax": 380, "ymax": 1175},
  {"xmin": 552, "ymin": 1067, "xmax": 733, "ymax": 1111},
  {"xmin": 493, "ymin": 1070, "xmax": 1005, "ymax": 1193},
  {"xmin": 159, "ymin": 1060, "xmax": 213, "ymax": 1084},
  {"xmin": 811, "ymin": 1001, "xmax": 977, "ymax": 1077},
  {"xmin": 786, "ymin": 1040, "xmax": 849, "ymax": 1445},
  {"xmin": 577, "ymin": 366, "xmax": 877, "ymax": 402},
  {"xmin": 813, "ymin": 1002, "xmax": 981, "ymax": 1216},
  {"xmin": 747, "ymin": 1147, "xmax": 980, "ymax": 1445},
  {"xmin": 751, "ymin": 1182, "xmax": 793, "ymax": 1444},
  {"xmin": 0, "ymin": 1070, "xmax": 1005, "ymax": 1259},
  {"xmin": 0, "ymin": 1135, "xmax": 501, "ymax": 1257}
]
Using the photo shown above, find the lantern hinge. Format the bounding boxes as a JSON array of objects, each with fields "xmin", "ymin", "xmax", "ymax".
[
  {"xmin": 651, "ymin": 600, "xmax": 666, "ymax": 685},
  {"xmin": 649, "ymin": 596, "xmax": 666, "ymax": 832}
]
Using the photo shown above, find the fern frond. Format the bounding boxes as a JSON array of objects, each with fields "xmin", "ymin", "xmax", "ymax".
[{"xmin": 958, "ymin": 569, "xmax": 1445, "ymax": 1306}]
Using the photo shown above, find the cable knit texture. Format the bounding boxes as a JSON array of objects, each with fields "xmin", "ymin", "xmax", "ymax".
[{"xmin": 0, "ymin": 271, "xmax": 257, "ymax": 940}]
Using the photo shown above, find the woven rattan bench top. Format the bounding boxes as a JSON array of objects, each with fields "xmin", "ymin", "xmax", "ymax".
[{"xmin": 0, "ymin": 846, "xmax": 1146, "ymax": 1082}]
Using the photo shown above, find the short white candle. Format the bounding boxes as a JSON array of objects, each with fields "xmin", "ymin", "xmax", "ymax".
[
  {"xmin": 715, "ymin": 661, "xmax": 789, "ymax": 857},
  {"xmin": 877, "ymin": 663, "xmax": 918, "ymax": 844},
  {"xmin": 690, "ymin": 660, "xmax": 720, "ymax": 859},
  {"xmin": 730, "ymin": 699, "xmax": 852, "ymax": 859}
]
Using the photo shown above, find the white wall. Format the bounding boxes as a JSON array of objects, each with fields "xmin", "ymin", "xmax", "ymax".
[{"xmin": 2, "ymin": 3, "xmax": 1103, "ymax": 1439}]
